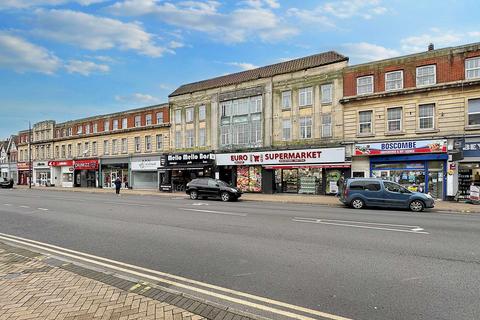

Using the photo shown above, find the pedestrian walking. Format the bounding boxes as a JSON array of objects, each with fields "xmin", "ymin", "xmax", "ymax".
[{"xmin": 114, "ymin": 177, "xmax": 122, "ymax": 195}]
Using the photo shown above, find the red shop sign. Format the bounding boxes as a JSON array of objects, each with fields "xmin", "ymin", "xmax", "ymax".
[
  {"xmin": 74, "ymin": 159, "xmax": 99, "ymax": 170},
  {"xmin": 48, "ymin": 160, "xmax": 74, "ymax": 167},
  {"xmin": 17, "ymin": 162, "xmax": 30, "ymax": 170}
]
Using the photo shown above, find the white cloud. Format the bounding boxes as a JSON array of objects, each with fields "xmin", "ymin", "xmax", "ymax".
[
  {"xmin": 65, "ymin": 60, "xmax": 109, "ymax": 75},
  {"xmin": 32, "ymin": 9, "xmax": 169, "ymax": 57},
  {"xmin": 400, "ymin": 30, "xmax": 463, "ymax": 53},
  {"xmin": 343, "ymin": 42, "xmax": 399, "ymax": 62},
  {"xmin": 115, "ymin": 93, "xmax": 160, "ymax": 104},
  {"xmin": 286, "ymin": 8, "xmax": 335, "ymax": 28},
  {"xmin": 468, "ymin": 31, "xmax": 480, "ymax": 37},
  {"xmin": 227, "ymin": 62, "xmax": 258, "ymax": 70},
  {"xmin": 108, "ymin": 0, "xmax": 297, "ymax": 43},
  {"xmin": 0, "ymin": 0, "xmax": 106, "ymax": 9},
  {"xmin": 0, "ymin": 32, "xmax": 61, "ymax": 74}
]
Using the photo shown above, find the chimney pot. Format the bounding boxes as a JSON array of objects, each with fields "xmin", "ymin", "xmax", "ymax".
[{"xmin": 428, "ymin": 43, "xmax": 434, "ymax": 51}]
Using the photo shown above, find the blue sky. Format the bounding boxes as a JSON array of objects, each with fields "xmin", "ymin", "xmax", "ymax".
[{"xmin": 0, "ymin": 0, "xmax": 479, "ymax": 138}]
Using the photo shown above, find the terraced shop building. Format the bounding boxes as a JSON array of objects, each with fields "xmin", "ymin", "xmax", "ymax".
[{"xmin": 169, "ymin": 51, "xmax": 350, "ymax": 195}]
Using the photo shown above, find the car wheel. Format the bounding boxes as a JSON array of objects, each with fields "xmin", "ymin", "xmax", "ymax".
[
  {"xmin": 410, "ymin": 200, "xmax": 424, "ymax": 212},
  {"xmin": 190, "ymin": 190, "xmax": 198, "ymax": 200},
  {"xmin": 221, "ymin": 192, "xmax": 231, "ymax": 202},
  {"xmin": 351, "ymin": 198, "xmax": 365, "ymax": 209}
]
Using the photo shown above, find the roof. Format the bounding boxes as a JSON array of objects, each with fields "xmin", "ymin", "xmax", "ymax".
[
  {"xmin": 169, "ymin": 51, "xmax": 348, "ymax": 97},
  {"xmin": 0, "ymin": 140, "xmax": 7, "ymax": 151}
]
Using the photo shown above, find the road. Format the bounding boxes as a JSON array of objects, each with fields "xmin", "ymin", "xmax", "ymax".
[{"xmin": 0, "ymin": 188, "xmax": 479, "ymax": 320}]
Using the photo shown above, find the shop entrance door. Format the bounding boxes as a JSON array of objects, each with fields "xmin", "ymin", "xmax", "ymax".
[
  {"xmin": 428, "ymin": 161, "xmax": 445, "ymax": 199},
  {"xmin": 282, "ymin": 169, "xmax": 298, "ymax": 193},
  {"xmin": 110, "ymin": 171, "xmax": 117, "ymax": 188},
  {"xmin": 40, "ymin": 172, "xmax": 48, "ymax": 186}
]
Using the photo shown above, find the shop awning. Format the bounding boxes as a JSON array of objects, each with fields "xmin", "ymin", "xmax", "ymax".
[{"xmin": 263, "ymin": 164, "xmax": 351, "ymax": 170}]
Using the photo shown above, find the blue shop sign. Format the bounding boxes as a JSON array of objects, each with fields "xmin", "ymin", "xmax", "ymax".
[{"xmin": 464, "ymin": 141, "xmax": 480, "ymax": 157}]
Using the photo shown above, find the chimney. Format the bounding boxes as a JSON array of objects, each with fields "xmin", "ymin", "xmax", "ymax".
[{"xmin": 428, "ymin": 43, "xmax": 434, "ymax": 51}]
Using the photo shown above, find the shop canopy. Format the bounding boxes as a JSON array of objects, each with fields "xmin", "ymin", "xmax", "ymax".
[{"xmin": 263, "ymin": 164, "xmax": 351, "ymax": 170}]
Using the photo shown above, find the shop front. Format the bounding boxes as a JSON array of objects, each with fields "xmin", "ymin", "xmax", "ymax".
[
  {"xmin": 0, "ymin": 163, "xmax": 8, "ymax": 180},
  {"xmin": 457, "ymin": 137, "xmax": 480, "ymax": 200},
  {"xmin": 215, "ymin": 147, "xmax": 349, "ymax": 195},
  {"xmin": 49, "ymin": 160, "xmax": 74, "ymax": 188},
  {"xmin": 33, "ymin": 161, "xmax": 51, "ymax": 186},
  {"xmin": 74, "ymin": 159, "xmax": 99, "ymax": 188},
  {"xmin": 100, "ymin": 157, "xmax": 129, "ymax": 188},
  {"xmin": 17, "ymin": 162, "xmax": 30, "ymax": 185},
  {"xmin": 159, "ymin": 152, "xmax": 214, "ymax": 192},
  {"xmin": 354, "ymin": 139, "xmax": 448, "ymax": 199},
  {"xmin": 131, "ymin": 156, "xmax": 161, "ymax": 189}
]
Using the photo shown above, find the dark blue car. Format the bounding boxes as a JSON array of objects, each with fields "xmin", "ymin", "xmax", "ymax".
[{"xmin": 339, "ymin": 178, "xmax": 434, "ymax": 212}]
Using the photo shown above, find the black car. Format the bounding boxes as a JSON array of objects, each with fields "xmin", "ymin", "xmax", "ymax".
[
  {"xmin": 186, "ymin": 178, "xmax": 242, "ymax": 201},
  {"xmin": 0, "ymin": 178, "xmax": 14, "ymax": 189}
]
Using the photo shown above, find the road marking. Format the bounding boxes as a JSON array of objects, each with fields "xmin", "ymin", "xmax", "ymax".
[
  {"xmin": 0, "ymin": 232, "xmax": 351, "ymax": 320},
  {"xmin": 180, "ymin": 208, "xmax": 247, "ymax": 217},
  {"xmin": 37, "ymin": 208, "xmax": 49, "ymax": 211},
  {"xmin": 292, "ymin": 217, "xmax": 429, "ymax": 234},
  {"xmin": 192, "ymin": 202, "xmax": 209, "ymax": 206},
  {"xmin": 19, "ymin": 205, "xmax": 30, "ymax": 208},
  {"xmin": 3, "ymin": 203, "xmax": 12, "ymax": 206}
]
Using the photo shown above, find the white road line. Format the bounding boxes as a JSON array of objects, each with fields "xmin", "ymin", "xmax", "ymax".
[
  {"xmin": 180, "ymin": 208, "xmax": 247, "ymax": 217},
  {"xmin": 19, "ymin": 205, "xmax": 30, "ymax": 208},
  {"xmin": 37, "ymin": 208, "xmax": 49, "ymax": 211},
  {"xmin": 292, "ymin": 218, "xmax": 429, "ymax": 234},
  {"xmin": 3, "ymin": 203, "xmax": 12, "ymax": 206},
  {"xmin": 0, "ymin": 232, "xmax": 351, "ymax": 320},
  {"xmin": 293, "ymin": 217, "xmax": 420, "ymax": 229}
]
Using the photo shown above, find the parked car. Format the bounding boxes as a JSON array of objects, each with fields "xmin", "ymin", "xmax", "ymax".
[
  {"xmin": 186, "ymin": 178, "xmax": 242, "ymax": 202},
  {"xmin": 339, "ymin": 178, "xmax": 434, "ymax": 212},
  {"xmin": 0, "ymin": 178, "xmax": 14, "ymax": 189}
]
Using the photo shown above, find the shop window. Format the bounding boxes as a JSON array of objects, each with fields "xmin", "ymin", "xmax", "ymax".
[
  {"xmin": 468, "ymin": 98, "xmax": 480, "ymax": 126},
  {"xmin": 359, "ymin": 110, "xmax": 372, "ymax": 134},
  {"xmin": 186, "ymin": 129, "xmax": 195, "ymax": 148},
  {"xmin": 156, "ymin": 112, "xmax": 163, "ymax": 124},
  {"xmin": 299, "ymin": 116, "xmax": 312, "ymax": 139},
  {"xmin": 121, "ymin": 138, "xmax": 128, "ymax": 154},
  {"xmin": 357, "ymin": 76, "xmax": 373, "ymax": 95},
  {"xmin": 282, "ymin": 119, "xmax": 291, "ymax": 141},
  {"xmin": 236, "ymin": 166, "xmax": 262, "ymax": 192},
  {"xmin": 135, "ymin": 115, "xmax": 141, "ymax": 127},
  {"xmin": 156, "ymin": 134, "xmax": 163, "ymax": 150},
  {"xmin": 186, "ymin": 108, "xmax": 194, "ymax": 123},
  {"xmin": 146, "ymin": 114, "xmax": 152, "ymax": 126},
  {"xmin": 416, "ymin": 65, "xmax": 436, "ymax": 87},
  {"xmin": 387, "ymin": 107, "xmax": 402, "ymax": 132},
  {"xmin": 134, "ymin": 137, "xmax": 141, "ymax": 152},
  {"xmin": 199, "ymin": 128, "xmax": 206, "ymax": 147},
  {"xmin": 175, "ymin": 131, "xmax": 182, "ymax": 149},
  {"xmin": 466, "ymin": 57, "xmax": 480, "ymax": 79},
  {"xmin": 321, "ymin": 84, "xmax": 333, "ymax": 104},
  {"xmin": 282, "ymin": 91, "xmax": 291, "ymax": 109},
  {"xmin": 322, "ymin": 114, "xmax": 332, "ymax": 138},
  {"xmin": 199, "ymin": 105, "xmax": 206, "ymax": 121},
  {"xmin": 385, "ymin": 70, "xmax": 403, "ymax": 91},
  {"xmin": 122, "ymin": 118, "xmax": 127, "ymax": 129},
  {"xmin": 419, "ymin": 104, "xmax": 435, "ymax": 129},
  {"xmin": 299, "ymin": 87, "xmax": 313, "ymax": 107}
]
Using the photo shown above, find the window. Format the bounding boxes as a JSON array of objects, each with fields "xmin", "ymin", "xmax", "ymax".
[
  {"xmin": 146, "ymin": 114, "xmax": 152, "ymax": 125},
  {"xmin": 156, "ymin": 112, "xmax": 163, "ymax": 124},
  {"xmin": 321, "ymin": 84, "xmax": 333, "ymax": 104},
  {"xmin": 61, "ymin": 145, "xmax": 66, "ymax": 158},
  {"xmin": 77, "ymin": 125, "xmax": 83, "ymax": 134},
  {"xmin": 282, "ymin": 119, "xmax": 291, "ymax": 141},
  {"xmin": 186, "ymin": 129, "xmax": 194, "ymax": 148},
  {"xmin": 299, "ymin": 116, "xmax": 312, "ymax": 139},
  {"xmin": 85, "ymin": 124, "xmax": 90, "ymax": 134},
  {"xmin": 416, "ymin": 65, "xmax": 436, "ymax": 86},
  {"xmin": 322, "ymin": 114, "xmax": 332, "ymax": 138},
  {"xmin": 357, "ymin": 76, "xmax": 373, "ymax": 95},
  {"xmin": 104, "ymin": 120, "xmax": 110, "ymax": 132},
  {"xmin": 359, "ymin": 110, "xmax": 372, "ymax": 134},
  {"xmin": 186, "ymin": 108, "xmax": 194, "ymax": 123},
  {"xmin": 122, "ymin": 118, "xmax": 127, "ymax": 129},
  {"xmin": 77, "ymin": 143, "xmax": 82, "ymax": 157},
  {"xmin": 299, "ymin": 87, "xmax": 313, "ymax": 107},
  {"xmin": 387, "ymin": 107, "xmax": 402, "ymax": 132},
  {"xmin": 112, "ymin": 139, "xmax": 118, "ymax": 154},
  {"xmin": 385, "ymin": 71, "xmax": 403, "ymax": 91},
  {"xmin": 468, "ymin": 98, "xmax": 480, "ymax": 126},
  {"xmin": 134, "ymin": 137, "xmax": 141, "ymax": 152},
  {"xmin": 93, "ymin": 123, "xmax": 98, "ymax": 133},
  {"xmin": 92, "ymin": 141, "xmax": 97, "ymax": 156},
  {"xmin": 466, "ymin": 57, "xmax": 480, "ymax": 79},
  {"xmin": 199, "ymin": 128, "xmax": 206, "ymax": 146},
  {"xmin": 384, "ymin": 181, "xmax": 408, "ymax": 193},
  {"xmin": 175, "ymin": 131, "xmax": 182, "ymax": 149},
  {"xmin": 55, "ymin": 146, "xmax": 59, "ymax": 158},
  {"xmin": 46, "ymin": 145, "xmax": 50, "ymax": 159},
  {"xmin": 67, "ymin": 127, "xmax": 72, "ymax": 136},
  {"xmin": 67, "ymin": 144, "xmax": 72, "ymax": 158},
  {"xmin": 84, "ymin": 142, "xmax": 89, "ymax": 157},
  {"xmin": 112, "ymin": 119, "xmax": 119, "ymax": 130},
  {"xmin": 282, "ymin": 91, "xmax": 291, "ymax": 109},
  {"xmin": 156, "ymin": 134, "xmax": 163, "ymax": 150},
  {"xmin": 419, "ymin": 104, "xmax": 435, "ymax": 129},
  {"xmin": 145, "ymin": 136, "xmax": 152, "ymax": 151},
  {"xmin": 175, "ymin": 109, "xmax": 182, "ymax": 124},
  {"xmin": 103, "ymin": 140, "xmax": 109, "ymax": 155},
  {"xmin": 199, "ymin": 105, "xmax": 206, "ymax": 121},
  {"xmin": 365, "ymin": 182, "xmax": 381, "ymax": 191},
  {"xmin": 121, "ymin": 138, "xmax": 127, "ymax": 154},
  {"xmin": 135, "ymin": 115, "xmax": 141, "ymax": 127}
]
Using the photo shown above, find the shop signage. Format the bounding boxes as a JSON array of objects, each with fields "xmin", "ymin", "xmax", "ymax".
[
  {"xmin": 17, "ymin": 162, "xmax": 30, "ymax": 170},
  {"xmin": 48, "ymin": 160, "xmax": 74, "ymax": 167},
  {"xmin": 166, "ymin": 153, "xmax": 214, "ymax": 166},
  {"xmin": 33, "ymin": 162, "xmax": 49, "ymax": 168},
  {"xmin": 354, "ymin": 139, "xmax": 447, "ymax": 156},
  {"xmin": 215, "ymin": 148, "xmax": 345, "ymax": 166},
  {"xmin": 74, "ymin": 159, "xmax": 99, "ymax": 170},
  {"xmin": 131, "ymin": 158, "xmax": 161, "ymax": 171}
]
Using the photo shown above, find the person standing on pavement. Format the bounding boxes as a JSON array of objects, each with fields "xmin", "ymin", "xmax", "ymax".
[{"xmin": 114, "ymin": 177, "xmax": 122, "ymax": 195}]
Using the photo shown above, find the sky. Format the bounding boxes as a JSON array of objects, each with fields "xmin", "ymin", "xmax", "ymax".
[{"xmin": 0, "ymin": 0, "xmax": 479, "ymax": 138}]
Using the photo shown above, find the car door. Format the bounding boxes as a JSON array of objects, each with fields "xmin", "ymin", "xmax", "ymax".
[
  {"xmin": 194, "ymin": 179, "xmax": 209, "ymax": 197},
  {"xmin": 383, "ymin": 181, "xmax": 411, "ymax": 208},
  {"xmin": 206, "ymin": 179, "xmax": 221, "ymax": 198},
  {"xmin": 363, "ymin": 181, "xmax": 384, "ymax": 206}
]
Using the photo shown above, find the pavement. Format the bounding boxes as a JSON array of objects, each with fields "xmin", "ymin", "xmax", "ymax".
[
  {"xmin": 1, "ymin": 188, "xmax": 480, "ymax": 320},
  {"xmin": 0, "ymin": 241, "xmax": 259, "ymax": 320},
  {"xmin": 13, "ymin": 185, "xmax": 480, "ymax": 214}
]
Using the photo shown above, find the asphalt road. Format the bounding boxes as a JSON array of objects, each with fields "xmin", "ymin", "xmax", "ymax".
[{"xmin": 0, "ymin": 188, "xmax": 479, "ymax": 320}]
